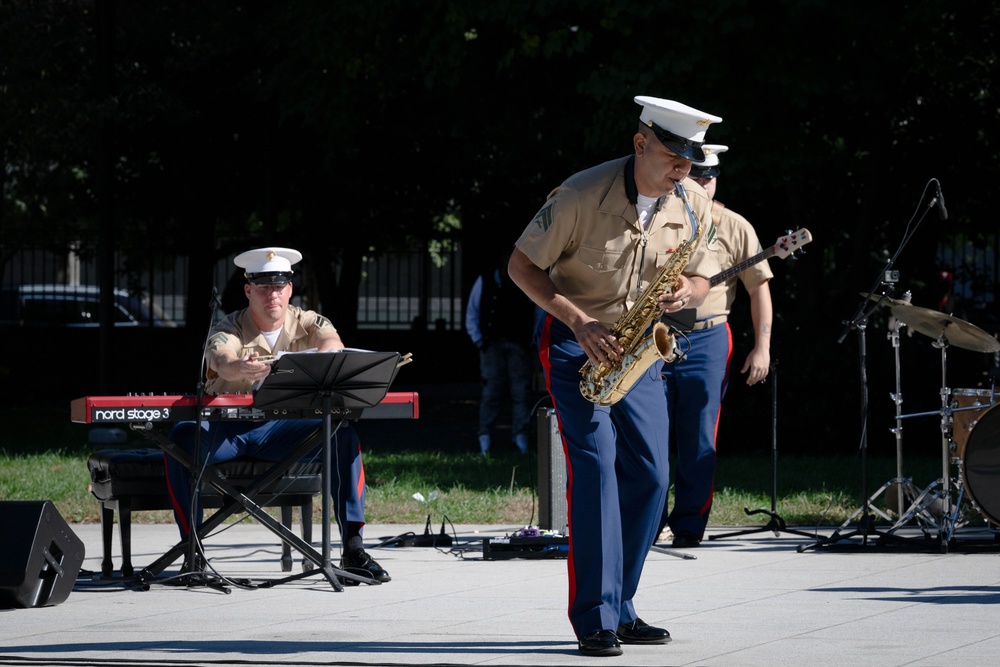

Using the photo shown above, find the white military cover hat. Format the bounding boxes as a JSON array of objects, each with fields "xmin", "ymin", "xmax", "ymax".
[
  {"xmin": 691, "ymin": 144, "xmax": 729, "ymax": 179},
  {"xmin": 634, "ymin": 96, "xmax": 722, "ymax": 161},
  {"xmin": 234, "ymin": 247, "xmax": 302, "ymax": 284}
]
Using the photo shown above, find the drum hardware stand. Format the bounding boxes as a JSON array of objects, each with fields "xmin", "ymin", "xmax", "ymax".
[
  {"xmin": 890, "ymin": 337, "xmax": 982, "ymax": 550},
  {"xmin": 711, "ymin": 361, "xmax": 814, "ymax": 541},
  {"xmin": 801, "ymin": 192, "xmax": 940, "ymax": 553},
  {"xmin": 892, "ymin": 477, "xmax": 947, "ymax": 531},
  {"xmin": 882, "ymin": 299, "xmax": 1000, "ymax": 548},
  {"xmin": 800, "ymin": 283, "xmax": 931, "ymax": 551},
  {"xmin": 886, "ymin": 479, "xmax": 941, "ymax": 534},
  {"xmin": 888, "ymin": 313, "xmax": 908, "ymax": 518},
  {"xmin": 879, "ymin": 312, "xmax": 938, "ymax": 536},
  {"xmin": 935, "ymin": 338, "xmax": 956, "ymax": 546}
]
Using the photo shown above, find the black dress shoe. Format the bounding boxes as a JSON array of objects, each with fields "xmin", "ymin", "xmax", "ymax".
[
  {"xmin": 340, "ymin": 548, "xmax": 391, "ymax": 585},
  {"xmin": 578, "ymin": 630, "xmax": 623, "ymax": 657},
  {"xmin": 616, "ymin": 618, "xmax": 671, "ymax": 644},
  {"xmin": 671, "ymin": 532, "xmax": 702, "ymax": 548}
]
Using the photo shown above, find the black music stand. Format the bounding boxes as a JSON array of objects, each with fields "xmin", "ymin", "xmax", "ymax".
[
  {"xmin": 710, "ymin": 361, "xmax": 815, "ymax": 541},
  {"xmin": 254, "ymin": 350, "xmax": 401, "ymax": 590}
]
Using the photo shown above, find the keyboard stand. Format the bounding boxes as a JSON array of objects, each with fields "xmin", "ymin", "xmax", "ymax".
[
  {"xmin": 135, "ymin": 424, "xmax": 362, "ymax": 590},
  {"xmin": 137, "ymin": 350, "xmax": 402, "ymax": 592}
]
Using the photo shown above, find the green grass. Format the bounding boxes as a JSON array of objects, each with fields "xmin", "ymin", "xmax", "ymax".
[{"xmin": 0, "ymin": 444, "xmax": 968, "ymax": 530}]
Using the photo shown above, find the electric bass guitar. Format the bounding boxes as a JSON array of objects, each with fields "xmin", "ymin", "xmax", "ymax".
[
  {"xmin": 660, "ymin": 228, "xmax": 813, "ymax": 332},
  {"xmin": 709, "ymin": 228, "xmax": 813, "ymax": 287}
]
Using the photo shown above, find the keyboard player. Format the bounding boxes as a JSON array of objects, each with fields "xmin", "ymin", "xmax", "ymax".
[{"xmin": 165, "ymin": 246, "xmax": 390, "ymax": 584}]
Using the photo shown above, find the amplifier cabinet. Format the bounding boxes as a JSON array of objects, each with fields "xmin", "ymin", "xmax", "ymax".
[{"xmin": 536, "ymin": 408, "xmax": 568, "ymax": 534}]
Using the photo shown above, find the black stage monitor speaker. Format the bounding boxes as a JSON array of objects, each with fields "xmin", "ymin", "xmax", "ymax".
[
  {"xmin": 537, "ymin": 408, "xmax": 568, "ymax": 533},
  {"xmin": 0, "ymin": 500, "xmax": 85, "ymax": 609}
]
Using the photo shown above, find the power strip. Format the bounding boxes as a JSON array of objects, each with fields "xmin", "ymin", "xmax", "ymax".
[
  {"xmin": 397, "ymin": 514, "xmax": 453, "ymax": 547},
  {"xmin": 399, "ymin": 533, "xmax": 453, "ymax": 547}
]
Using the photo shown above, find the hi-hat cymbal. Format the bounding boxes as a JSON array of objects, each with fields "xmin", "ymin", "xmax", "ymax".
[
  {"xmin": 860, "ymin": 292, "xmax": 912, "ymax": 308},
  {"xmin": 890, "ymin": 305, "xmax": 1000, "ymax": 353}
]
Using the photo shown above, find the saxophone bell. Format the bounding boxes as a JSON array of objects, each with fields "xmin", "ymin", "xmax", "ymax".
[
  {"xmin": 652, "ymin": 321, "xmax": 680, "ymax": 363},
  {"xmin": 652, "ymin": 320, "xmax": 693, "ymax": 364}
]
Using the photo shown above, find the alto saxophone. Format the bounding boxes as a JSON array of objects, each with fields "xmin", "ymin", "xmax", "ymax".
[{"xmin": 579, "ymin": 180, "xmax": 704, "ymax": 406}]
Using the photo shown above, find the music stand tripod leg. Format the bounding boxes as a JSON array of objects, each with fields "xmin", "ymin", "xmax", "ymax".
[
  {"xmin": 257, "ymin": 401, "xmax": 378, "ymax": 589},
  {"xmin": 711, "ymin": 508, "xmax": 818, "ymax": 541}
]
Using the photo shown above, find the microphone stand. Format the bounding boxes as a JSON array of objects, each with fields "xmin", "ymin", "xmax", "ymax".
[
  {"xmin": 172, "ymin": 287, "xmax": 228, "ymax": 591},
  {"xmin": 799, "ymin": 182, "xmax": 942, "ymax": 552}
]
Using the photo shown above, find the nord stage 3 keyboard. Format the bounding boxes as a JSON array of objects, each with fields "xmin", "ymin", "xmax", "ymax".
[{"xmin": 71, "ymin": 392, "xmax": 419, "ymax": 424}]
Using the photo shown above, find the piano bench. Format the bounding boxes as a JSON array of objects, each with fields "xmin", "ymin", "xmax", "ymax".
[{"xmin": 87, "ymin": 448, "xmax": 323, "ymax": 578}]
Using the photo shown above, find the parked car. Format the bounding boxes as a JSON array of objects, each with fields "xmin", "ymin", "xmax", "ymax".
[{"xmin": 0, "ymin": 284, "xmax": 176, "ymax": 328}]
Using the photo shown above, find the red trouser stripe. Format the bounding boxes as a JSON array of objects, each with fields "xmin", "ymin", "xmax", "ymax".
[{"xmin": 537, "ymin": 313, "xmax": 578, "ymax": 619}]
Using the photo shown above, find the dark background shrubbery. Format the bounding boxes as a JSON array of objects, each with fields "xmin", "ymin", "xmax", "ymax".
[{"xmin": 3, "ymin": 1, "xmax": 998, "ymax": 458}]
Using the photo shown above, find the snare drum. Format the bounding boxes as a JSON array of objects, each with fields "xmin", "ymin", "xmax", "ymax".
[
  {"xmin": 950, "ymin": 388, "xmax": 998, "ymax": 456},
  {"xmin": 962, "ymin": 402, "xmax": 1000, "ymax": 526}
]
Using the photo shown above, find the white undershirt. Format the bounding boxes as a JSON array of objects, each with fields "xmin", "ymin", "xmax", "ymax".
[
  {"xmin": 633, "ymin": 193, "xmax": 664, "ymax": 295},
  {"xmin": 261, "ymin": 328, "xmax": 280, "ymax": 350},
  {"xmin": 636, "ymin": 193, "xmax": 660, "ymax": 230}
]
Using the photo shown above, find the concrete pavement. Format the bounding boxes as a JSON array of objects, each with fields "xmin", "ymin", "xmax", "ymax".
[{"xmin": 2, "ymin": 521, "xmax": 999, "ymax": 666}]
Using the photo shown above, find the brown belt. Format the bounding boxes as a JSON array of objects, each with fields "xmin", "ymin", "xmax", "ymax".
[{"xmin": 691, "ymin": 315, "xmax": 728, "ymax": 331}]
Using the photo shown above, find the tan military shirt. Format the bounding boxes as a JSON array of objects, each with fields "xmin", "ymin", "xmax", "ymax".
[
  {"xmin": 204, "ymin": 305, "xmax": 337, "ymax": 394},
  {"xmin": 516, "ymin": 156, "xmax": 720, "ymax": 326},
  {"xmin": 697, "ymin": 201, "xmax": 773, "ymax": 320}
]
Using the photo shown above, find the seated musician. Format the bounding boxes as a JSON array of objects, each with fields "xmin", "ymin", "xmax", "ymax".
[{"xmin": 164, "ymin": 246, "xmax": 390, "ymax": 584}]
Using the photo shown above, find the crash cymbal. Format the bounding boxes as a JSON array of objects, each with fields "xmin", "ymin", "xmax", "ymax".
[
  {"xmin": 860, "ymin": 292, "xmax": 912, "ymax": 308},
  {"xmin": 890, "ymin": 305, "xmax": 1000, "ymax": 353}
]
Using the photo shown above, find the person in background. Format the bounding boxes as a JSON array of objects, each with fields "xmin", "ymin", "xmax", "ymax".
[
  {"xmin": 508, "ymin": 96, "xmax": 722, "ymax": 657},
  {"xmin": 658, "ymin": 145, "xmax": 773, "ymax": 548},
  {"xmin": 465, "ymin": 250, "xmax": 537, "ymax": 454},
  {"xmin": 164, "ymin": 246, "xmax": 390, "ymax": 584}
]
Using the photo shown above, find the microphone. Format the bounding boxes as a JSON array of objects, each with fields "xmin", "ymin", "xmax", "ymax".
[
  {"xmin": 208, "ymin": 286, "xmax": 222, "ymax": 311},
  {"xmin": 935, "ymin": 182, "xmax": 948, "ymax": 220}
]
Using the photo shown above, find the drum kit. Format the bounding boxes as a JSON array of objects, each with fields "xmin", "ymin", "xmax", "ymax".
[{"xmin": 864, "ymin": 292, "xmax": 1000, "ymax": 548}]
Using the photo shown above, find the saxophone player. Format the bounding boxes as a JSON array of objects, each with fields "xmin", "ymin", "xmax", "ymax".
[{"xmin": 508, "ymin": 96, "xmax": 722, "ymax": 657}]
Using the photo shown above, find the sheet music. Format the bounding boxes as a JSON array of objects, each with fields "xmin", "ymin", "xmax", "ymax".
[
  {"xmin": 259, "ymin": 347, "xmax": 383, "ymax": 365},
  {"xmin": 252, "ymin": 348, "xmax": 402, "ymax": 411},
  {"xmin": 283, "ymin": 347, "xmax": 379, "ymax": 354}
]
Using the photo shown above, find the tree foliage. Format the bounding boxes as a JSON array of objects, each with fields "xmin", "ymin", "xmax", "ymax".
[{"xmin": 3, "ymin": 0, "xmax": 997, "ymax": 452}]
